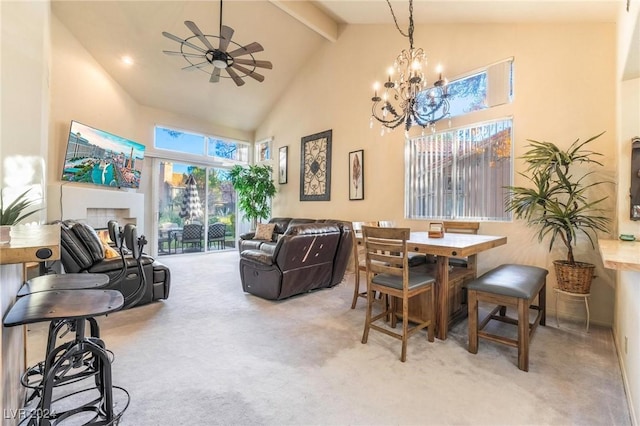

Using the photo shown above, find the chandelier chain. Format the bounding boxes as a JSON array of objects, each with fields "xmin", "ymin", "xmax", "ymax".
[{"xmin": 386, "ymin": 0, "xmax": 414, "ymax": 49}]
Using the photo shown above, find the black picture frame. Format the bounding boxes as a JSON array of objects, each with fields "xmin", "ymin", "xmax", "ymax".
[
  {"xmin": 278, "ymin": 146, "xmax": 288, "ymax": 184},
  {"xmin": 349, "ymin": 149, "xmax": 364, "ymax": 200},
  {"xmin": 300, "ymin": 129, "xmax": 332, "ymax": 201}
]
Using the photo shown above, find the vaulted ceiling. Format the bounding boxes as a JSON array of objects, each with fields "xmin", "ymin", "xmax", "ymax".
[{"xmin": 52, "ymin": 1, "xmax": 628, "ymax": 133}]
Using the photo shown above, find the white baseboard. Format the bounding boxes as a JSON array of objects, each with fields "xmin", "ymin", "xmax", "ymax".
[{"xmin": 613, "ymin": 328, "xmax": 638, "ymax": 426}]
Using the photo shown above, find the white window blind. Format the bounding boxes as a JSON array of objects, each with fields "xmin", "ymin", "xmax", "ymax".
[{"xmin": 405, "ymin": 118, "xmax": 513, "ymax": 221}]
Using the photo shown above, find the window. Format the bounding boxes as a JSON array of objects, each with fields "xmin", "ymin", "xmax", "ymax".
[
  {"xmin": 405, "ymin": 118, "xmax": 513, "ymax": 221},
  {"xmin": 155, "ymin": 126, "xmax": 249, "ymax": 162},
  {"xmin": 417, "ymin": 58, "xmax": 513, "ymax": 122}
]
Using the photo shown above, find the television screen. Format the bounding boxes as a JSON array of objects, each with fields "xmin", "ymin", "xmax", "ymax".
[{"xmin": 61, "ymin": 121, "xmax": 145, "ymax": 189}]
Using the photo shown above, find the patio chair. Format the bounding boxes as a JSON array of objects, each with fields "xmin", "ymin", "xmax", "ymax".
[
  {"xmin": 181, "ymin": 223, "xmax": 203, "ymax": 252},
  {"xmin": 208, "ymin": 222, "xmax": 226, "ymax": 250}
]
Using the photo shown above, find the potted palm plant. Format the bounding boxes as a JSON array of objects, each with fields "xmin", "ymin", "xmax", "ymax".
[
  {"xmin": 505, "ymin": 132, "xmax": 611, "ymax": 294},
  {"xmin": 229, "ymin": 164, "xmax": 277, "ymax": 230},
  {"xmin": 0, "ymin": 188, "xmax": 43, "ymax": 243}
]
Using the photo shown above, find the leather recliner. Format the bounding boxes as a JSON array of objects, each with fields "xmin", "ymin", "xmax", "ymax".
[
  {"xmin": 239, "ymin": 222, "xmax": 353, "ymax": 300},
  {"xmin": 58, "ymin": 220, "xmax": 171, "ymax": 307}
]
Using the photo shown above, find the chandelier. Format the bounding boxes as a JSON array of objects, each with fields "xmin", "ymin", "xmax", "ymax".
[{"xmin": 370, "ymin": 0, "xmax": 450, "ymax": 135}]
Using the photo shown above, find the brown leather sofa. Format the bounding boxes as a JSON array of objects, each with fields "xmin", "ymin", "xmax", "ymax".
[
  {"xmin": 239, "ymin": 221, "xmax": 353, "ymax": 300},
  {"xmin": 58, "ymin": 220, "xmax": 171, "ymax": 307}
]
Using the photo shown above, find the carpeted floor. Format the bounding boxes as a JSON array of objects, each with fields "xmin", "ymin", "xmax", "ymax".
[{"xmin": 27, "ymin": 250, "xmax": 631, "ymax": 425}]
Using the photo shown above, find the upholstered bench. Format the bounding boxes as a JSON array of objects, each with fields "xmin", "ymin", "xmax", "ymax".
[{"xmin": 467, "ymin": 264, "xmax": 548, "ymax": 371}]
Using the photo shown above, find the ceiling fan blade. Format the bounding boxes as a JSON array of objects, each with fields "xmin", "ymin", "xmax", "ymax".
[
  {"xmin": 228, "ymin": 42, "xmax": 264, "ymax": 58},
  {"xmin": 162, "ymin": 31, "xmax": 207, "ymax": 54},
  {"xmin": 210, "ymin": 67, "xmax": 221, "ymax": 83},
  {"xmin": 233, "ymin": 58, "xmax": 272, "ymax": 69},
  {"xmin": 163, "ymin": 50, "xmax": 205, "ymax": 58},
  {"xmin": 219, "ymin": 25, "xmax": 234, "ymax": 53},
  {"xmin": 231, "ymin": 63, "xmax": 264, "ymax": 82},
  {"xmin": 182, "ymin": 61, "xmax": 209, "ymax": 71},
  {"xmin": 225, "ymin": 67, "xmax": 245, "ymax": 86},
  {"xmin": 184, "ymin": 21, "xmax": 216, "ymax": 51}
]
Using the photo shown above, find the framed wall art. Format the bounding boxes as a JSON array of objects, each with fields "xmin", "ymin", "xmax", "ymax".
[
  {"xmin": 349, "ymin": 149, "xmax": 364, "ymax": 200},
  {"xmin": 300, "ymin": 129, "xmax": 332, "ymax": 201},
  {"xmin": 255, "ymin": 139, "xmax": 271, "ymax": 163},
  {"xmin": 278, "ymin": 146, "xmax": 288, "ymax": 184}
]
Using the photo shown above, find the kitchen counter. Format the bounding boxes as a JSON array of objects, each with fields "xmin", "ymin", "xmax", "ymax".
[{"xmin": 598, "ymin": 238, "xmax": 640, "ymax": 272}]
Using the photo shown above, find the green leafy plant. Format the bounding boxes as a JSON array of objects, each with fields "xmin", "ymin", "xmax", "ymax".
[
  {"xmin": 0, "ymin": 188, "xmax": 43, "ymax": 226},
  {"xmin": 505, "ymin": 132, "xmax": 611, "ymax": 265},
  {"xmin": 229, "ymin": 165, "xmax": 277, "ymax": 229}
]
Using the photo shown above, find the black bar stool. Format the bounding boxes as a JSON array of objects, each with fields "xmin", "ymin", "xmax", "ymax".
[
  {"xmin": 3, "ymin": 289, "xmax": 128, "ymax": 425},
  {"xmin": 17, "ymin": 273, "xmax": 111, "ymax": 404}
]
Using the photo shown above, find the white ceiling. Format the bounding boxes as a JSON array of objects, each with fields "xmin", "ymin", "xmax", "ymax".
[{"xmin": 52, "ymin": 1, "xmax": 629, "ymax": 134}]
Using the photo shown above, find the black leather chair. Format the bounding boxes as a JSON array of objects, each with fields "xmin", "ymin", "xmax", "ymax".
[
  {"xmin": 208, "ymin": 222, "xmax": 226, "ymax": 249},
  {"xmin": 58, "ymin": 220, "xmax": 170, "ymax": 307}
]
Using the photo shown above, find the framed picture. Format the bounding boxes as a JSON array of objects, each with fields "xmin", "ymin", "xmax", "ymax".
[
  {"xmin": 255, "ymin": 139, "xmax": 271, "ymax": 162},
  {"xmin": 300, "ymin": 129, "xmax": 332, "ymax": 201},
  {"xmin": 349, "ymin": 149, "xmax": 364, "ymax": 200},
  {"xmin": 278, "ymin": 146, "xmax": 288, "ymax": 184}
]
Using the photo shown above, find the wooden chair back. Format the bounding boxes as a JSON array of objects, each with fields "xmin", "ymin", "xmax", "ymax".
[
  {"xmin": 442, "ymin": 221, "xmax": 479, "ymax": 234},
  {"xmin": 362, "ymin": 226, "xmax": 410, "ymax": 285}
]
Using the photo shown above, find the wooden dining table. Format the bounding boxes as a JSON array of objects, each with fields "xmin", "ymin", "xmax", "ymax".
[
  {"xmin": 356, "ymin": 230, "xmax": 507, "ymax": 340},
  {"xmin": 406, "ymin": 232, "xmax": 507, "ymax": 339}
]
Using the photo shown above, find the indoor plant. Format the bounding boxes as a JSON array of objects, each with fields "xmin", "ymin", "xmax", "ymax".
[
  {"xmin": 229, "ymin": 164, "xmax": 277, "ymax": 229},
  {"xmin": 0, "ymin": 188, "xmax": 43, "ymax": 243},
  {"xmin": 505, "ymin": 132, "xmax": 611, "ymax": 294}
]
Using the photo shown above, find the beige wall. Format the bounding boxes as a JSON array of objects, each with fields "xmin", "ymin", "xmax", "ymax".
[
  {"xmin": 0, "ymin": 1, "xmax": 51, "ymax": 419},
  {"xmin": 256, "ymin": 22, "xmax": 617, "ymax": 325}
]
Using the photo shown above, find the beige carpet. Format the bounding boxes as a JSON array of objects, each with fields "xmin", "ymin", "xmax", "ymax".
[{"xmin": 27, "ymin": 250, "xmax": 631, "ymax": 425}]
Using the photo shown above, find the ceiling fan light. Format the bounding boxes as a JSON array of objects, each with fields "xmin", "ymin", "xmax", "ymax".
[{"xmin": 212, "ymin": 59, "xmax": 229, "ymax": 69}]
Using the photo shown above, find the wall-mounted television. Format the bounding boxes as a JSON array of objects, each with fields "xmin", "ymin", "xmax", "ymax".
[{"xmin": 61, "ymin": 120, "xmax": 145, "ymax": 189}]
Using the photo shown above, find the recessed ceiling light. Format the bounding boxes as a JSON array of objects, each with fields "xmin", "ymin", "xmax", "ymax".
[{"xmin": 121, "ymin": 56, "xmax": 134, "ymax": 66}]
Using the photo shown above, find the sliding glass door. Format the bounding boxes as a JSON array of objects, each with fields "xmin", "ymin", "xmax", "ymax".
[{"xmin": 156, "ymin": 161, "xmax": 236, "ymax": 255}]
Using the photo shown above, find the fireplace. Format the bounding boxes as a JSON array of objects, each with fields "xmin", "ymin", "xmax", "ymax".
[{"xmin": 47, "ymin": 184, "xmax": 145, "ymax": 233}]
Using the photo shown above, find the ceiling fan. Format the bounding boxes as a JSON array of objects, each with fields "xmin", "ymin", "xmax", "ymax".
[{"xmin": 162, "ymin": 0, "xmax": 272, "ymax": 86}]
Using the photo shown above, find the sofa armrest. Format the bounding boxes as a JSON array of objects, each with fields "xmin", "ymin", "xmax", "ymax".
[
  {"xmin": 240, "ymin": 249, "xmax": 274, "ymax": 266},
  {"xmin": 239, "ymin": 232, "xmax": 256, "ymax": 240}
]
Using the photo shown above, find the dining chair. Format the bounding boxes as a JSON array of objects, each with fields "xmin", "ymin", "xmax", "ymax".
[
  {"xmin": 351, "ymin": 221, "xmax": 379, "ymax": 309},
  {"xmin": 439, "ymin": 221, "xmax": 480, "ymax": 320},
  {"xmin": 361, "ymin": 226, "xmax": 436, "ymax": 362},
  {"xmin": 181, "ymin": 223, "xmax": 203, "ymax": 252},
  {"xmin": 208, "ymin": 222, "xmax": 226, "ymax": 250}
]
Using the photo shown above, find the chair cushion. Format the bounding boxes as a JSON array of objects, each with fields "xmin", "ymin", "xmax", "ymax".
[
  {"xmin": 72, "ymin": 222, "xmax": 105, "ymax": 263},
  {"xmin": 254, "ymin": 223, "xmax": 276, "ymax": 240},
  {"xmin": 372, "ymin": 269, "xmax": 436, "ymax": 290},
  {"xmin": 467, "ymin": 264, "xmax": 548, "ymax": 299}
]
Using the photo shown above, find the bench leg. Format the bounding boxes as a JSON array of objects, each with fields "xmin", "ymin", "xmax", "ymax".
[
  {"xmin": 468, "ymin": 289, "xmax": 478, "ymax": 354},
  {"xmin": 518, "ymin": 297, "xmax": 529, "ymax": 371}
]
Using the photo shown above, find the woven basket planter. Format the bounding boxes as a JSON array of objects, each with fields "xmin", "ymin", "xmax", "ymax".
[{"xmin": 553, "ymin": 260, "xmax": 595, "ymax": 294}]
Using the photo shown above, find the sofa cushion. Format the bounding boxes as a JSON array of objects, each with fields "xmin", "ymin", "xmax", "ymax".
[
  {"xmin": 254, "ymin": 223, "xmax": 276, "ymax": 240},
  {"xmin": 71, "ymin": 222, "xmax": 105, "ymax": 263},
  {"xmin": 102, "ymin": 241, "xmax": 120, "ymax": 259}
]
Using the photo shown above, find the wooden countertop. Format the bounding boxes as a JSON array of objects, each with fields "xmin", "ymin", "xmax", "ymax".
[
  {"xmin": 0, "ymin": 224, "xmax": 60, "ymax": 265},
  {"xmin": 599, "ymin": 239, "xmax": 640, "ymax": 272}
]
